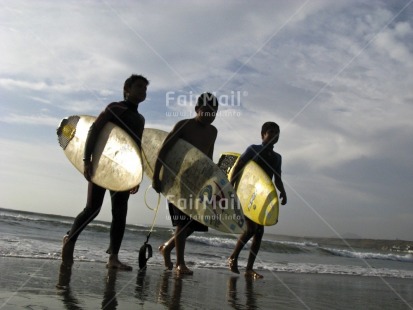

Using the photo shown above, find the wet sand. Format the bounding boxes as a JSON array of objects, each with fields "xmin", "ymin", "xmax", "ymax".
[{"xmin": 0, "ymin": 257, "xmax": 412, "ymax": 309}]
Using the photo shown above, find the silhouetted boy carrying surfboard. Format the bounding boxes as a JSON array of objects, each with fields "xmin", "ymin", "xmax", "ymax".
[
  {"xmin": 61, "ymin": 74, "xmax": 149, "ymax": 271},
  {"xmin": 227, "ymin": 122, "xmax": 287, "ymax": 279},
  {"xmin": 152, "ymin": 93, "xmax": 219, "ymax": 275}
]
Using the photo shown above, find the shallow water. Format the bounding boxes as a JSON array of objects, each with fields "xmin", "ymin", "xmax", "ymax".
[{"xmin": 1, "ymin": 208, "xmax": 412, "ymax": 281}]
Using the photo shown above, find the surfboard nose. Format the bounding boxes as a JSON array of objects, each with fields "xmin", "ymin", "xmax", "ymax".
[{"xmin": 57, "ymin": 115, "xmax": 79, "ymax": 150}]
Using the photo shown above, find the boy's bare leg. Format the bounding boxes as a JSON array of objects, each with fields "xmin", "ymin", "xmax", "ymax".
[
  {"xmin": 227, "ymin": 257, "xmax": 240, "ymax": 274},
  {"xmin": 159, "ymin": 236, "xmax": 174, "ymax": 270},
  {"xmin": 244, "ymin": 228, "xmax": 264, "ymax": 279},
  {"xmin": 228, "ymin": 231, "xmax": 252, "ymax": 274},
  {"xmin": 228, "ymin": 221, "xmax": 255, "ymax": 274},
  {"xmin": 107, "ymin": 254, "xmax": 132, "ymax": 271},
  {"xmin": 175, "ymin": 225, "xmax": 193, "ymax": 275},
  {"xmin": 61, "ymin": 235, "xmax": 75, "ymax": 265}
]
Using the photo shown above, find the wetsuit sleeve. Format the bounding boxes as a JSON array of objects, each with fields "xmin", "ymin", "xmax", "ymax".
[
  {"xmin": 273, "ymin": 153, "xmax": 282, "ymax": 177},
  {"xmin": 83, "ymin": 103, "xmax": 127, "ymax": 162},
  {"xmin": 238, "ymin": 145, "xmax": 255, "ymax": 163},
  {"xmin": 134, "ymin": 114, "xmax": 145, "ymax": 148},
  {"xmin": 207, "ymin": 126, "xmax": 218, "ymax": 159},
  {"xmin": 229, "ymin": 146, "xmax": 253, "ymax": 184},
  {"xmin": 272, "ymin": 153, "xmax": 286, "ymax": 196}
]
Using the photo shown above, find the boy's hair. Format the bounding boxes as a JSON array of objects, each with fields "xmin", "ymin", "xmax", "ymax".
[
  {"xmin": 261, "ymin": 122, "xmax": 279, "ymax": 135},
  {"xmin": 196, "ymin": 92, "xmax": 219, "ymax": 111},
  {"xmin": 123, "ymin": 74, "xmax": 149, "ymax": 99}
]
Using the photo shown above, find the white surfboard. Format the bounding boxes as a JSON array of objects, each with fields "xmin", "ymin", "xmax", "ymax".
[
  {"xmin": 141, "ymin": 128, "xmax": 246, "ymax": 234},
  {"xmin": 57, "ymin": 115, "xmax": 143, "ymax": 191}
]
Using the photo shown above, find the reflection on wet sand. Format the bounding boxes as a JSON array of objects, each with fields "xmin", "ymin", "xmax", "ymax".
[
  {"xmin": 157, "ymin": 271, "xmax": 171, "ymax": 306},
  {"xmin": 56, "ymin": 262, "xmax": 82, "ymax": 310},
  {"xmin": 135, "ymin": 269, "xmax": 151, "ymax": 302},
  {"xmin": 154, "ymin": 270, "xmax": 184, "ymax": 309},
  {"xmin": 227, "ymin": 275, "xmax": 258, "ymax": 309},
  {"xmin": 101, "ymin": 268, "xmax": 119, "ymax": 310},
  {"xmin": 227, "ymin": 276, "xmax": 239, "ymax": 308},
  {"xmin": 56, "ymin": 262, "xmax": 262, "ymax": 309},
  {"xmin": 57, "ymin": 262, "xmax": 121, "ymax": 310},
  {"xmin": 170, "ymin": 274, "xmax": 183, "ymax": 310},
  {"xmin": 245, "ymin": 275, "xmax": 258, "ymax": 309}
]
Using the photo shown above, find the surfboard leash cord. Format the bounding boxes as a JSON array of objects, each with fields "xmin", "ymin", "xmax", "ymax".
[{"xmin": 139, "ymin": 185, "xmax": 161, "ymax": 270}]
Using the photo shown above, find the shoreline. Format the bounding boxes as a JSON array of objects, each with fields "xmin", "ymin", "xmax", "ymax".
[{"xmin": 1, "ymin": 257, "xmax": 413, "ymax": 309}]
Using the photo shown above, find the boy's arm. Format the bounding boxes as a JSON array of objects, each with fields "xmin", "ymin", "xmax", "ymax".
[
  {"xmin": 229, "ymin": 146, "xmax": 253, "ymax": 187},
  {"xmin": 83, "ymin": 108, "xmax": 114, "ymax": 181},
  {"xmin": 229, "ymin": 159, "xmax": 246, "ymax": 187},
  {"xmin": 273, "ymin": 154, "xmax": 287, "ymax": 205},
  {"xmin": 152, "ymin": 122, "xmax": 184, "ymax": 193},
  {"xmin": 274, "ymin": 175, "xmax": 287, "ymax": 205},
  {"xmin": 207, "ymin": 127, "xmax": 218, "ymax": 159}
]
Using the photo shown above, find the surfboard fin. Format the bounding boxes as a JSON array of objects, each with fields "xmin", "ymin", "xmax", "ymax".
[{"xmin": 57, "ymin": 115, "xmax": 80, "ymax": 150}]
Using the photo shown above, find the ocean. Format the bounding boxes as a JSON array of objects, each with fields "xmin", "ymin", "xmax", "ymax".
[{"xmin": 1, "ymin": 207, "xmax": 412, "ymax": 279}]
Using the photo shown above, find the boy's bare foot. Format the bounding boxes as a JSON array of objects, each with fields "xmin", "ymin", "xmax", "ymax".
[
  {"xmin": 227, "ymin": 257, "xmax": 240, "ymax": 274},
  {"xmin": 159, "ymin": 244, "xmax": 173, "ymax": 270},
  {"xmin": 61, "ymin": 235, "xmax": 74, "ymax": 265},
  {"xmin": 56, "ymin": 262, "xmax": 73, "ymax": 290},
  {"xmin": 245, "ymin": 270, "xmax": 263, "ymax": 279},
  {"xmin": 107, "ymin": 255, "xmax": 132, "ymax": 271},
  {"xmin": 175, "ymin": 265, "xmax": 193, "ymax": 275}
]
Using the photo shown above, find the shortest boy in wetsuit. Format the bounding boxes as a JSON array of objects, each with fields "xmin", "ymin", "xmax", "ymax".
[
  {"xmin": 152, "ymin": 92, "xmax": 219, "ymax": 275},
  {"xmin": 227, "ymin": 122, "xmax": 287, "ymax": 279}
]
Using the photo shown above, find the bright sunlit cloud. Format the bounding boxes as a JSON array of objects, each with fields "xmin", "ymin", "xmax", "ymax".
[{"xmin": 0, "ymin": 0, "xmax": 412, "ymax": 240}]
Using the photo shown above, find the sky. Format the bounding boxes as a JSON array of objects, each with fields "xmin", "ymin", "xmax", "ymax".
[{"xmin": 1, "ymin": 0, "xmax": 412, "ymax": 241}]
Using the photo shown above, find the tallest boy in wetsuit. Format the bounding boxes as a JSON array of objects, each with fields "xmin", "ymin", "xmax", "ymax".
[{"xmin": 62, "ymin": 74, "xmax": 149, "ymax": 271}]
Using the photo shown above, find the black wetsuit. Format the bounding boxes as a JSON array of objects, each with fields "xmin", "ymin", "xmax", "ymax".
[{"xmin": 66, "ymin": 100, "xmax": 144, "ymax": 255}]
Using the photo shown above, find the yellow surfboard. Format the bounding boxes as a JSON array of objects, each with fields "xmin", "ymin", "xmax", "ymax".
[{"xmin": 218, "ymin": 152, "xmax": 279, "ymax": 226}]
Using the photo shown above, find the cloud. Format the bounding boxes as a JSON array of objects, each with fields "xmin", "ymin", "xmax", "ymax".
[
  {"xmin": 0, "ymin": 0, "xmax": 412, "ymax": 240},
  {"xmin": 0, "ymin": 78, "xmax": 46, "ymax": 91},
  {"xmin": 0, "ymin": 113, "xmax": 60, "ymax": 126},
  {"xmin": 374, "ymin": 22, "xmax": 413, "ymax": 67}
]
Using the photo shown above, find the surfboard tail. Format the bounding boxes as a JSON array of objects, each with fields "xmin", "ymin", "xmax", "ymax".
[
  {"xmin": 57, "ymin": 115, "xmax": 80, "ymax": 150},
  {"xmin": 217, "ymin": 153, "xmax": 239, "ymax": 175}
]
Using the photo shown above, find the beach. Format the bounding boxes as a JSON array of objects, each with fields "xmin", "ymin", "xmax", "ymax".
[
  {"xmin": 1, "ymin": 257, "xmax": 412, "ymax": 309},
  {"xmin": 1, "ymin": 208, "xmax": 413, "ymax": 309}
]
